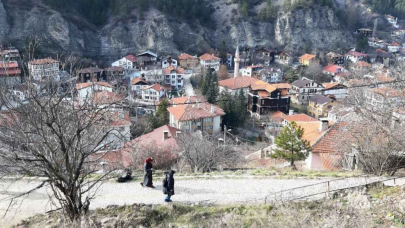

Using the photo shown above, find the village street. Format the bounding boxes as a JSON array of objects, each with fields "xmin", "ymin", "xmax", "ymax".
[
  {"xmin": 0, "ymin": 176, "xmax": 403, "ymax": 226},
  {"xmin": 183, "ymin": 73, "xmax": 196, "ymax": 96}
]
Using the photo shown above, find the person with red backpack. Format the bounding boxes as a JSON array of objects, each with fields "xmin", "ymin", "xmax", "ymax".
[{"xmin": 162, "ymin": 170, "xmax": 175, "ymax": 202}]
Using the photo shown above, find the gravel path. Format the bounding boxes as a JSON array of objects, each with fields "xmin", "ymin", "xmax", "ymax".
[{"xmin": 0, "ymin": 177, "xmax": 403, "ymax": 226}]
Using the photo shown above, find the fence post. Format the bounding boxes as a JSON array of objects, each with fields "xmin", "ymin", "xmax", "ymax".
[
  {"xmin": 327, "ymin": 181, "xmax": 330, "ymax": 198},
  {"xmin": 394, "ymin": 178, "xmax": 396, "ymax": 185}
]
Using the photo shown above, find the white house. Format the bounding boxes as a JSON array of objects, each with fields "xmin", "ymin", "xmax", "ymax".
[
  {"xmin": 163, "ymin": 65, "xmax": 184, "ymax": 89},
  {"xmin": 290, "ymin": 77, "xmax": 324, "ymax": 105},
  {"xmin": 141, "ymin": 84, "xmax": 167, "ymax": 103},
  {"xmin": 28, "ymin": 58, "xmax": 60, "ymax": 81},
  {"xmin": 345, "ymin": 51, "xmax": 367, "ymax": 63},
  {"xmin": 130, "ymin": 78, "xmax": 149, "ymax": 97},
  {"xmin": 167, "ymin": 101, "xmax": 225, "ymax": 135},
  {"xmin": 98, "ymin": 110, "xmax": 132, "ymax": 150},
  {"xmin": 76, "ymin": 82, "xmax": 113, "ymax": 99},
  {"xmin": 199, "ymin": 53, "xmax": 220, "ymax": 71},
  {"xmin": 321, "ymin": 82, "xmax": 347, "ymax": 99},
  {"xmin": 259, "ymin": 67, "xmax": 284, "ymax": 83},
  {"xmin": 388, "ymin": 42, "xmax": 401, "ymax": 53},
  {"xmin": 111, "ymin": 55, "xmax": 138, "ymax": 70},
  {"xmin": 162, "ymin": 57, "xmax": 178, "ymax": 68},
  {"xmin": 240, "ymin": 65, "xmax": 263, "ymax": 77},
  {"xmin": 386, "ymin": 15, "xmax": 399, "ymax": 28}
]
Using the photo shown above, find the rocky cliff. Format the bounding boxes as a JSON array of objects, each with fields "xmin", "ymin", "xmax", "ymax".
[{"xmin": 0, "ymin": 0, "xmax": 356, "ymax": 62}]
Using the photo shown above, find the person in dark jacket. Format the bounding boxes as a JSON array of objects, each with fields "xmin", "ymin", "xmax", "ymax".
[
  {"xmin": 163, "ymin": 170, "xmax": 175, "ymax": 202},
  {"xmin": 140, "ymin": 157, "xmax": 155, "ymax": 188}
]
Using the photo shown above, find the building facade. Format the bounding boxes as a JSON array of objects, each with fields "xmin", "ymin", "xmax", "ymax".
[{"xmin": 28, "ymin": 58, "xmax": 60, "ymax": 81}]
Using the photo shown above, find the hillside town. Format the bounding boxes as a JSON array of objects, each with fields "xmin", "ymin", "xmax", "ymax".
[{"xmin": 1, "ymin": 10, "xmax": 405, "ymax": 227}]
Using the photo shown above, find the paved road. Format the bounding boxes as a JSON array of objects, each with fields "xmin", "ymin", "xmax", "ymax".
[
  {"xmin": 183, "ymin": 74, "xmax": 195, "ymax": 96},
  {"xmin": 0, "ymin": 177, "xmax": 403, "ymax": 226}
]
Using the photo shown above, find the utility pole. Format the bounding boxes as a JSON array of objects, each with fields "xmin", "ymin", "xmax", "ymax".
[{"xmin": 224, "ymin": 125, "xmax": 226, "ymax": 146}]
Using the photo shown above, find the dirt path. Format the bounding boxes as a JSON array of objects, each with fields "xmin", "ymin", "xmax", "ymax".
[{"xmin": 0, "ymin": 177, "xmax": 402, "ymax": 226}]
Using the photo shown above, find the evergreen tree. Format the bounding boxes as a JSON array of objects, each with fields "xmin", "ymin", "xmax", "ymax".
[
  {"xmin": 266, "ymin": 0, "xmax": 277, "ymax": 19},
  {"xmin": 148, "ymin": 98, "xmax": 170, "ymax": 129},
  {"xmin": 271, "ymin": 122, "xmax": 311, "ymax": 169},
  {"xmin": 241, "ymin": 1, "xmax": 249, "ymax": 18},
  {"xmin": 395, "ymin": 0, "xmax": 405, "ymax": 13},
  {"xmin": 285, "ymin": 69, "xmax": 299, "ymax": 83},
  {"xmin": 236, "ymin": 89, "xmax": 246, "ymax": 123},
  {"xmin": 218, "ymin": 90, "xmax": 238, "ymax": 127},
  {"xmin": 201, "ymin": 68, "xmax": 213, "ymax": 95},
  {"xmin": 283, "ymin": 0, "xmax": 292, "ymax": 11},
  {"xmin": 205, "ymin": 71, "xmax": 219, "ymax": 103},
  {"xmin": 219, "ymin": 40, "xmax": 228, "ymax": 64}
]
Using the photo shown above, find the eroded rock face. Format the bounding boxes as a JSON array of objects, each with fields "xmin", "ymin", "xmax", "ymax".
[
  {"xmin": 0, "ymin": 1, "xmax": 355, "ymax": 62},
  {"xmin": 0, "ymin": 0, "xmax": 9, "ymax": 42},
  {"xmin": 275, "ymin": 8, "xmax": 354, "ymax": 50}
]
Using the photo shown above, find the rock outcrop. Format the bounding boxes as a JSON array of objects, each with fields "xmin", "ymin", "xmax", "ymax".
[{"xmin": 0, "ymin": 0, "xmax": 356, "ymax": 62}]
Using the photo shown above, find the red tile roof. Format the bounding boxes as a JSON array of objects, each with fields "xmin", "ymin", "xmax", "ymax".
[
  {"xmin": 109, "ymin": 111, "xmax": 131, "ymax": 127},
  {"xmin": 0, "ymin": 61, "xmax": 18, "ymax": 68},
  {"xmin": 125, "ymin": 55, "xmax": 137, "ymax": 63},
  {"xmin": 0, "ymin": 69, "xmax": 21, "ymax": 76},
  {"xmin": 168, "ymin": 96, "xmax": 205, "ymax": 105},
  {"xmin": 312, "ymin": 121, "xmax": 349, "ymax": 153},
  {"xmin": 354, "ymin": 61, "xmax": 371, "ymax": 67},
  {"xmin": 167, "ymin": 102, "xmax": 225, "ymax": 121},
  {"xmin": 346, "ymin": 51, "xmax": 367, "ymax": 57},
  {"xmin": 105, "ymin": 66, "xmax": 125, "ymax": 72},
  {"xmin": 178, "ymin": 53, "xmax": 197, "ymax": 60},
  {"xmin": 372, "ymin": 87, "xmax": 404, "ymax": 97},
  {"xmin": 92, "ymin": 91, "xmax": 124, "ymax": 104},
  {"xmin": 163, "ymin": 65, "xmax": 185, "ymax": 74},
  {"xmin": 323, "ymin": 64, "xmax": 344, "ymax": 74},
  {"xmin": 76, "ymin": 82, "xmax": 113, "ymax": 90},
  {"xmin": 218, "ymin": 76, "xmax": 259, "ymax": 90},
  {"xmin": 29, "ymin": 58, "xmax": 59, "ymax": 65},
  {"xmin": 199, "ymin": 53, "xmax": 220, "ymax": 61},
  {"xmin": 142, "ymin": 84, "xmax": 166, "ymax": 92},
  {"xmin": 270, "ymin": 111, "xmax": 286, "ymax": 123},
  {"xmin": 322, "ymin": 82, "xmax": 340, "ymax": 90},
  {"xmin": 131, "ymin": 78, "xmax": 148, "ymax": 85},
  {"xmin": 299, "ymin": 54, "xmax": 316, "ymax": 61},
  {"xmin": 250, "ymin": 80, "xmax": 277, "ymax": 93},
  {"xmin": 77, "ymin": 67, "xmax": 103, "ymax": 74},
  {"xmin": 282, "ymin": 114, "xmax": 318, "ymax": 123}
]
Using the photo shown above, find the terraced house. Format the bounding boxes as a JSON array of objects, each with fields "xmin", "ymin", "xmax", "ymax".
[{"xmin": 178, "ymin": 53, "xmax": 199, "ymax": 69}]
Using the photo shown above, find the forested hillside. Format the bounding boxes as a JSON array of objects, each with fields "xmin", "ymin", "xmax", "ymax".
[{"xmin": 366, "ymin": 0, "xmax": 405, "ymax": 18}]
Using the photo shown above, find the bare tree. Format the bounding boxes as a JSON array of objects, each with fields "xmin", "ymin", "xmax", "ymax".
[
  {"xmin": 0, "ymin": 68, "xmax": 128, "ymax": 221},
  {"xmin": 177, "ymin": 133, "xmax": 241, "ymax": 173}
]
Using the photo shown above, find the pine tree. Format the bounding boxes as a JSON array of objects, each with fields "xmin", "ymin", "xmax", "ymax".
[
  {"xmin": 219, "ymin": 40, "xmax": 228, "ymax": 64},
  {"xmin": 205, "ymin": 71, "xmax": 219, "ymax": 103},
  {"xmin": 395, "ymin": 0, "xmax": 405, "ymax": 12},
  {"xmin": 271, "ymin": 122, "xmax": 311, "ymax": 169},
  {"xmin": 201, "ymin": 68, "xmax": 213, "ymax": 95},
  {"xmin": 156, "ymin": 98, "xmax": 170, "ymax": 126},
  {"xmin": 236, "ymin": 89, "xmax": 246, "ymax": 123}
]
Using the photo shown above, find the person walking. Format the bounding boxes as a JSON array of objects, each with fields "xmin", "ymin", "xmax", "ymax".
[
  {"xmin": 140, "ymin": 157, "xmax": 155, "ymax": 188},
  {"xmin": 163, "ymin": 170, "xmax": 175, "ymax": 202}
]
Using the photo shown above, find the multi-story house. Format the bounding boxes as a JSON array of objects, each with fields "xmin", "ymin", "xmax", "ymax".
[
  {"xmin": 386, "ymin": 15, "xmax": 399, "ymax": 28},
  {"xmin": 167, "ymin": 100, "xmax": 225, "ymax": 135},
  {"xmin": 163, "ymin": 65, "xmax": 184, "ymax": 89},
  {"xmin": 247, "ymin": 81, "xmax": 291, "ymax": 119},
  {"xmin": 241, "ymin": 65, "xmax": 263, "ymax": 78},
  {"xmin": 111, "ymin": 55, "xmax": 138, "ymax": 70},
  {"xmin": 357, "ymin": 28, "xmax": 373, "ymax": 37},
  {"xmin": 142, "ymin": 69, "xmax": 164, "ymax": 85},
  {"xmin": 259, "ymin": 67, "xmax": 284, "ymax": 83},
  {"xmin": 28, "ymin": 58, "xmax": 60, "ymax": 81},
  {"xmin": 388, "ymin": 42, "xmax": 401, "ymax": 53},
  {"xmin": 162, "ymin": 57, "xmax": 178, "ymax": 68},
  {"xmin": 178, "ymin": 53, "xmax": 199, "ymax": 69},
  {"xmin": 0, "ymin": 46, "xmax": 20, "ymax": 61},
  {"xmin": 345, "ymin": 51, "xmax": 367, "ymax": 63},
  {"xmin": 141, "ymin": 84, "xmax": 167, "ymax": 103},
  {"xmin": 290, "ymin": 77, "xmax": 324, "ymax": 105},
  {"xmin": 299, "ymin": 54, "xmax": 317, "ymax": 66},
  {"xmin": 0, "ymin": 61, "xmax": 21, "ymax": 84},
  {"xmin": 130, "ymin": 78, "xmax": 149, "ymax": 97},
  {"xmin": 321, "ymin": 82, "xmax": 347, "ymax": 99},
  {"xmin": 104, "ymin": 66, "xmax": 125, "ymax": 86},
  {"xmin": 365, "ymin": 87, "xmax": 404, "ymax": 110},
  {"xmin": 326, "ymin": 52, "xmax": 345, "ymax": 65},
  {"xmin": 137, "ymin": 51, "xmax": 158, "ymax": 69},
  {"xmin": 322, "ymin": 64, "xmax": 346, "ymax": 76},
  {"xmin": 199, "ymin": 53, "xmax": 220, "ymax": 71},
  {"xmin": 352, "ymin": 61, "xmax": 371, "ymax": 71},
  {"xmin": 307, "ymin": 94, "xmax": 337, "ymax": 119},
  {"xmin": 76, "ymin": 81, "xmax": 114, "ymax": 100},
  {"xmin": 77, "ymin": 67, "xmax": 106, "ymax": 82},
  {"xmin": 214, "ymin": 52, "xmax": 233, "ymax": 68},
  {"xmin": 274, "ymin": 51, "xmax": 293, "ymax": 65}
]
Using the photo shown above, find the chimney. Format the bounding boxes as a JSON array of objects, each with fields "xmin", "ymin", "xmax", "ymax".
[
  {"xmin": 289, "ymin": 110, "xmax": 294, "ymax": 116},
  {"xmin": 163, "ymin": 130, "xmax": 169, "ymax": 141},
  {"xmin": 319, "ymin": 119, "xmax": 329, "ymax": 132},
  {"xmin": 197, "ymin": 99, "xmax": 200, "ymax": 108},
  {"xmin": 176, "ymin": 131, "xmax": 181, "ymax": 137},
  {"xmin": 211, "ymin": 105, "xmax": 215, "ymax": 113}
]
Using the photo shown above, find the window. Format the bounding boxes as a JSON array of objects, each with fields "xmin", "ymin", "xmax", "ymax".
[{"xmin": 172, "ymin": 75, "xmax": 175, "ymax": 78}]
